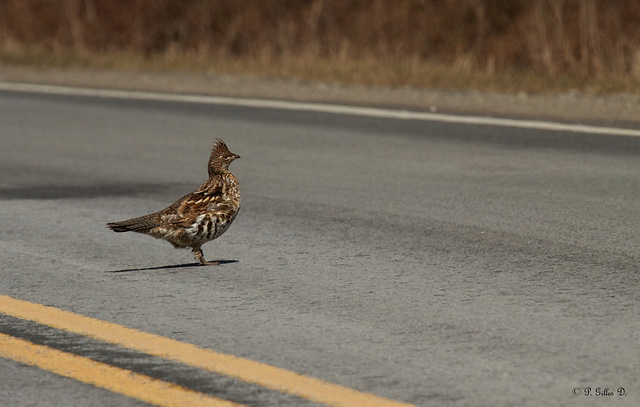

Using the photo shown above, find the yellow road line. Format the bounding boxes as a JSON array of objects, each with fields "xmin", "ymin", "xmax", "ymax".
[
  {"xmin": 0, "ymin": 295, "xmax": 413, "ymax": 407},
  {"xmin": 0, "ymin": 333, "xmax": 244, "ymax": 407}
]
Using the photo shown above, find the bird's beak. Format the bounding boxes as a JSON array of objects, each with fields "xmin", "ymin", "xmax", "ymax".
[{"xmin": 234, "ymin": 154, "xmax": 241, "ymax": 160}]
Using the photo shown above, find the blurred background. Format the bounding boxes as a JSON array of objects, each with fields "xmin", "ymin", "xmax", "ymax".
[{"xmin": 1, "ymin": 0, "xmax": 640, "ymax": 94}]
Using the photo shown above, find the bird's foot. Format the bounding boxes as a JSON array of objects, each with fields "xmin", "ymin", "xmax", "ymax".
[{"xmin": 193, "ymin": 249, "xmax": 219, "ymax": 266}]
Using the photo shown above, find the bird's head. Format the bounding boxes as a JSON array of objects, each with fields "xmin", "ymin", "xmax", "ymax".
[{"xmin": 208, "ymin": 138, "xmax": 240, "ymax": 175}]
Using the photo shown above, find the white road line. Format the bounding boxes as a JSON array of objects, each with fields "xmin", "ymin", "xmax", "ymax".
[{"xmin": 1, "ymin": 81, "xmax": 639, "ymax": 137}]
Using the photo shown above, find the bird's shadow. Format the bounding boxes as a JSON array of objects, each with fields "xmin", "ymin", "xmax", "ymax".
[{"xmin": 107, "ymin": 260, "xmax": 238, "ymax": 273}]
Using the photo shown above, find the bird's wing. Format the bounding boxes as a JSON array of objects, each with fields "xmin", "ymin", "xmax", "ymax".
[{"xmin": 162, "ymin": 180, "xmax": 226, "ymax": 227}]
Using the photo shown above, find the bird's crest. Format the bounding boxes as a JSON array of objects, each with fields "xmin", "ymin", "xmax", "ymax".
[
  {"xmin": 212, "ymin": 137, "xmax": 231, "ymax": 157},
  {"xmin": 208, "ymin": 138, "xmax": 239, "ymax": 176}
]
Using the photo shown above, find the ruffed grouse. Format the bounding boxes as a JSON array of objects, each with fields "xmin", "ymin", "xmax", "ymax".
[{"xmin": 107, "ymin": 138, "xmax": 241, "ymax": 265}]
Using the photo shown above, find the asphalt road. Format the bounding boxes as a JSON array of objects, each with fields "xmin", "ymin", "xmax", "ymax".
[{"xmin": 1, "ymin": 87, "xmax": 639, "ymax": 407}]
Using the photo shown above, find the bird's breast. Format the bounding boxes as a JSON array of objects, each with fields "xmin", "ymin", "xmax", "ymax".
[{"xmin": 223, "ymin": 174, "xmax": 241, "ymax": 204}]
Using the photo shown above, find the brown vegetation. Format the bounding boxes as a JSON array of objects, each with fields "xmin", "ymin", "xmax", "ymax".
[{"xmin": 1, "ymin": 0, "xmax": 640, "ymax": 93}]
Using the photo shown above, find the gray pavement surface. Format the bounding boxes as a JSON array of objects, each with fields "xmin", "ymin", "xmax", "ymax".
[{"xmin": 1, "ymin": 89, "xmax": 639, "ymax": 406}]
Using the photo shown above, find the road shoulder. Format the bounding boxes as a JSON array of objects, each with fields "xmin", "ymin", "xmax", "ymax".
[{"xmin": 1, "ymin": 66, "xmax": 639, "ymax": 128}]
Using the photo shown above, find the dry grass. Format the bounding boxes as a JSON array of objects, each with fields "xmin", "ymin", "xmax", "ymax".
[{"xmin": 1, "ymin": 0, "xmax": 640, "ymax": 94}]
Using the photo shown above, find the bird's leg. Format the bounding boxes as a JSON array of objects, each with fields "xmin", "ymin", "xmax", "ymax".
[{"xmin": 192, "ymin": 246, "xmax": 219, "ymax": 266}]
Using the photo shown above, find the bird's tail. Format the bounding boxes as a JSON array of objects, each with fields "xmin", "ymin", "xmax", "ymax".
[{"xmin": 107, "ymin": 216, "xmax": 157, "ymax": 233}]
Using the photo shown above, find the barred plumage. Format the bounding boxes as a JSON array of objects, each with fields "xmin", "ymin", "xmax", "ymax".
[{"xmin": 107, "ymin": 138, "xmax": 241, "ymax": 265}]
